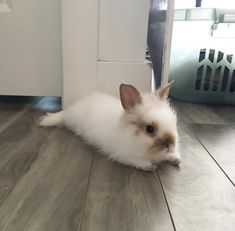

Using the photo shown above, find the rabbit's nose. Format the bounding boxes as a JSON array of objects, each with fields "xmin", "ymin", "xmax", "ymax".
[
  {"xmin": 163, "ymin": 138, "xmax": 175, "ymax": 149},
  {"xmin": 157, "ymin": 133, "xmax": 176, "ymax": 150}
]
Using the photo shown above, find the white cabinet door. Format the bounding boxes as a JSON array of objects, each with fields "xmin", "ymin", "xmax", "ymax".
[
  {"xmin": 62, "ymin": 0, "xmax": 152, "ymax": 107},
  {"xmin": 0, "ymin": 0, "xmax": 62, "ymax": 96}
]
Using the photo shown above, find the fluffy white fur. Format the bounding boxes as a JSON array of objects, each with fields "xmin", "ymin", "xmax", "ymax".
[{"xmin": 39, "ymin": 83, "xmax": 181, "ymax": 171}]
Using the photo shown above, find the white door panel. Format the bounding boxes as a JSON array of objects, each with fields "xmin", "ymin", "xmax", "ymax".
[
  {"xmin": 0, "ymin": 0, "xmax": 62, "ymax": 96},
  {"xmin": 63, "ymin": 0, "xmax": 152, "ymax": 107},
  {"xmin": 62, "ymin": 0, "xmax": 98, "ymax": 106},
  {"xmin": 97, "ymin": 61, "xmax": 152, "ymax": 96},
  {"xmin": 98, "ymin": 0, "xmax": 150, "ymax": 61}
]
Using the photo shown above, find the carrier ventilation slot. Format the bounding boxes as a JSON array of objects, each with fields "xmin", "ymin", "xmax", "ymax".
[
  {"xmin": 230, "ymin": 70, "xmax": 235, "ymax": 92},
  {"xmin": 195, "ymin": 48, "xmax": 235, "ymax": 92}
]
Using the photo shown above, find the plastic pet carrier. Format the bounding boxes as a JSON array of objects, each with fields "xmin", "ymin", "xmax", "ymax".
[{"xmin": 169, "ymin": 8, "xmax": 235, "ymax": 104}]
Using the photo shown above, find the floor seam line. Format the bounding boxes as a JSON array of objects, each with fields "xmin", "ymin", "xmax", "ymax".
[
  {"xmin": 155, "ymin": 171, "xmax": 177, "ymax": 231},
  {"xmin": 193, "ymin": 133, "xmax": 235, "ymax": 188},
  {"xmin": 177, "ymin": 112, "xmax": 235, "ymax": 188},
  {"xmin": 77, "ymin": 151, "xmax": 94, "ymax": 231}
]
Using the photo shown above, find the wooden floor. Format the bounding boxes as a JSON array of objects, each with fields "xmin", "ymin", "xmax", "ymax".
[{"xmin": 0, "ymin": 96, "xmax": 235, "ymax": 231}]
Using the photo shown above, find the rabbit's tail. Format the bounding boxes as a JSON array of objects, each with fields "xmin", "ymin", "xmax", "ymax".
[{"xmin": 39, "ymin": 111, "xmax": 64, "ymax": 127}]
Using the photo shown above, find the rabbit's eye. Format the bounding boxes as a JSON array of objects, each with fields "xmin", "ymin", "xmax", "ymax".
[{"xmin": 145, "ymin": 125, "xmax": 155, "ymax": 134}]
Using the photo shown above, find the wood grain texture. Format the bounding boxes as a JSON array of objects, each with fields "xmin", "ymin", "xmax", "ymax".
[
  {"xmin": 157, "ymin": 119, "xmax": 235, "ymax": 231},
  {"xmin": 190, "ymin": 124, "xmax": 235, "ymax": 185},
  {"xmin": 0, "ymin": 96, "xmax": 92, "ymax": 231},
  {"xmin": 0, "ymin": 110, "xmax": 51, "ymax": 206},
  {"xmin": 1, "ymin": 96, "xmax": 235, "ymax": 231},
  {"xmin": 80, "ymin": 154, "xmax": 174, "ymax": 231},
  {"xmin": 0, "ymin": 97, "xmax": 60, "ymax": 175},
  {"xmin": 0, "ymin": 128, "xmax": 93, "ymax": 231},
  {"xmin": 171, "ymin": 99, "xmax": 227, "ymax": 125}
]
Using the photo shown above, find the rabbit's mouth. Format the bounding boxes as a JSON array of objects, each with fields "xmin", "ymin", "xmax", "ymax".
[
  {"xmin": 148, "ymin": 135, "xmax": 176, "ymax": 156},
  {"xmin": 149, "ymin": 143, "xmax": 174, "ymax": 154}
]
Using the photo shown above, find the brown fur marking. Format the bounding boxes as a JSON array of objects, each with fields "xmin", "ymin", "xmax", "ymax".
[
  {"xmin": 131, "ymin": 120, "xmax": 158, "ymax": 137},
  {"xmin": 150, "ymin": 132, "xmax": 176, "ymax": 153},
  {"xmin": 159, "ymin": 132, "xmax": 175, "ymax": 148}
]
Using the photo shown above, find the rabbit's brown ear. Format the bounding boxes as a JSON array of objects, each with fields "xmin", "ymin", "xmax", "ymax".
[
  {"xmin": 157, "ymin": 81, "xmax": 174, "ymax": 100},
  {"xmin": 119, "ymin": 84, "xmax": 142, "ymax": 111}
]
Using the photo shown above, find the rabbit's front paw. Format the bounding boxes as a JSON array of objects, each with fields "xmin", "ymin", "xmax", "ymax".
[
  {"xmin": 135, "ymin": 161, "xmax": 156, "ymax": 172},
  {"xmin": 167, "ymin": 155, "xmax": 181, "ymax": 166}
]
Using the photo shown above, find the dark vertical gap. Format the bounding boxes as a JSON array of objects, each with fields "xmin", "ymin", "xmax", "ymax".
[
  {"xmin": 195, "ymin": 65, "xmax": 204, "ymax": 90},
  {"xmin": 217, "ymin": 51, "xmax": 224, "ymax": 63},
  {"xmin": 221, "ymin": 67, "xmax": 230, "ymax": 92},
  {"xmin": 230, "ymin": 70, "xmax": 235, "ymax": 92},
  {"xmin": 196, "ymin": 0, "xmax": 202, "ymax": 7},
  {"xmin": 199, "ymin": 48, "xmax": 206, "ymax": 62},
  {"xmin": 147, "ymin": 0, "xmax": 168, "ymax": 88},
  {"xmin": 208, "ymin": 49, "xmax": 215, "ymax": 63},
  {"xmin": 213, "ymin": 66, "xmax": 221, "ymax": 91},
  {"xmin": 226, "ymin": 54, "xmax": 233, "ymax": 64},
  {"xmin": 204, "ymin": 65, "xmax": 212, "ymax": 90}
]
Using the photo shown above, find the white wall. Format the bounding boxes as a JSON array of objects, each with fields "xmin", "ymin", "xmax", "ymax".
[{"xmin": 0, "ymin": 0, "xmax": 62, "ymax": 96}]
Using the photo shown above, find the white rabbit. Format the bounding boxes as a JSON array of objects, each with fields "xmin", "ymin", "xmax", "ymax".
[{"xmin": 39, "ymin": 82, "xmax": 181, "ymax": 171}]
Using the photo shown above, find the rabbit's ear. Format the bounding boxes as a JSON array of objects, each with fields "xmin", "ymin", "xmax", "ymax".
[
  {"xmin": 120, "ymin": 84, "xmax": 142, "ymax": 111},
  {"xmin": 157, "ymin": 81, "xmax": 174, "ymax": 100}
]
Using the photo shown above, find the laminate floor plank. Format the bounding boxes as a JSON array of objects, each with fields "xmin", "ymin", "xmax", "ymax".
[
  {"xmin": 171, "ymin": 99, "xmax": 227, "ymax": 125},
  {"xmin": 208, "ymin": 105, "xmax": 235, "ymax": 124},
  {"xmin": 1, "ymin": 96, "xmax": 234, "ymax": 231},
  {"xmin": 0, "ymin": 97, "xmax": 92, "ymax": 231},
  {"xmin": 0, "ymin": 128, "xmax": 93, "ymax": 231},
  {"xmin": 80, "ymin": 154, "xmax": 174, "ymax": 231},
  {"xmin": 0, "ymin": 110, "xmax": 52, "ymax": 205},
  {"xmin": 190, "ymin": 124, "xmax": 235, "ymax": 185},
  {"xmin": 157, "ymin": 119, "xmax": 235, "ymax": 231},
  {"xmin": 0, "ymin": 97, "xmax": 61, "ymax": 203}
]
